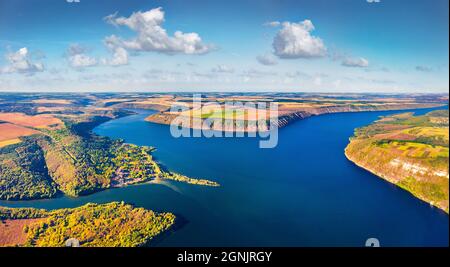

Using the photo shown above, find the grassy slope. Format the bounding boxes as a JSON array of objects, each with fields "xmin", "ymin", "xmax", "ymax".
[{"xmin": 345, "ymin": 110, "xmax": 449, "ymax": 213}]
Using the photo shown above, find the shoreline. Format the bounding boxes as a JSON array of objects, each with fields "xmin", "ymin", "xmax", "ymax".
[
  {"xmin": 344, "ymin": 145, "xmax": 449, "ymax": 214},
  {"xmin": 145, "ymin": 103, "xmax": 447, "ymax": 133},
  {"xmin": 0, "ymin": 109, "xmax": 219, "ymax": 203}
]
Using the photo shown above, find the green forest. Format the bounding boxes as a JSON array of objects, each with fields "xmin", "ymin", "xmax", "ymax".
[{"xmin": 0, "ymin": 115, "xmax": 219, "ymax": 200}]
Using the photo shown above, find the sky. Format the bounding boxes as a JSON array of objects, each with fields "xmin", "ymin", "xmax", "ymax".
[{"xmin": 0, "ymin": 0, "xmax": 448, "ymax": 93}]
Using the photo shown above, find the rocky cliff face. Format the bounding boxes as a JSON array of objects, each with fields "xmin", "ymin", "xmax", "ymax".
[
  {"xmin": 274, "ymin": 111, "xmax": 311, "ymax": 128},
  {"xmin": 344, "ymin": 109, "xmax": 449, "ymax": 213},
  {"xmin": 113, "ymin": 102, "xmax": 170, "ymax": 112},
  {"xmin": 145, "ymin": 113, "xmax": 179, "ymax": 125},
  {"xmin": 145, "ymin": 103, "xmax": 445, "ymax": 132},
  {"xmin": 274, "ymin": 103, "xmax": 443, "ymax": 129}
]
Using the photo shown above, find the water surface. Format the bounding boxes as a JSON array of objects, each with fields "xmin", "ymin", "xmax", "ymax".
[{"xmin": 1, "ymin": 107, "xmax": 448, "ymax": 246}]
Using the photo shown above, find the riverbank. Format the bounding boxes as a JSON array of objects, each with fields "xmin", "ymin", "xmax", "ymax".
[
  {"xmin": 344, "ymin": 110, "xmax": 449, "ymax": 213},
  {"xmin": 146, "ymin": 102, "xmax": 446, "ymax": 133},
  {"xmin": 1, "ymin": 104, "xmax": 448, "ymax": 246}
]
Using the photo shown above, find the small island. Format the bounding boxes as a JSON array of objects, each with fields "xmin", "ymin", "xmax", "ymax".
[
  {"xmin": 0, "ymin": 202, "xmax": 175, "ymax": 247},
  {"xmin": 345, "ymin": 110, "xmax": 449, "ymax": 213}
]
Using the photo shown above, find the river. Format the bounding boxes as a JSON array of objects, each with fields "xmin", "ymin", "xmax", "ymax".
[{"xmin": 1, "ymin": 106, "xmax": 448, "ymax": 246}]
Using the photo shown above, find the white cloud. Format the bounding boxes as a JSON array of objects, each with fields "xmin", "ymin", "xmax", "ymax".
[
  {"xmin": 104, "ymin": 7, "xmax": 212, "ymax": 55},
  {"xmin": 415, "ymin": 65, "xmax": 432, "ymax": 72},
  {"xmin": 367, "ymin": 0, "xmax": 381, "ymax": 3},
  {"xmin": 242, "ymin": 69, "xmax": 278, "ymax": 77},
  {"xmin": 333, "ymin": 79, "xmax": 342, "ymax": 88},
  {"xmin": 285, "ymin": 71, "xmax": 310, "ymax": 78},
  {"xmin": 102, "ymin": 36, "xmax": 129, "ymax": 66},
  {"xmin": 67, "ymin": 44, "xmax": 86, "ymax": 56},
  {"xmin": 192, "ymin": 71, "xmax": 217, "ymax": 79},
  {"xmin": 263, "ymin": 21, "xmax": 281, "ymax": 27},
  {"xmin": 69, "ymin": 54, "xmax": 97, "ymax": 68},
  {"xmin": 1, "ymin": 47, "xmax": 44, "ymax": 75},
  {"xmin": 142, "ymin": 69, "xmax": 184, "ymax": 82},
  {"xmin": 364, "ymin": 66, "xmax": 390, "ymax": 72},
  {"xmin": 341, "ymin": 57, "xmax": 369, "ymax": 68},
  {"xmin": 108, "ymin": 47, "xmax": 129, "ymax": 66},
  {"xmin": 314, "ymin": 76, "xmax": 322, "ymax": 86},
  {"xmin": 211, "ymin": 64, "xmax": 234, "ymax": 73},
  {"xmin": 273, "ymin": 20, "xmax": 327, "ymax": 59},
  {"xmin": 256, "ymin": 53, "xmax": 278, "ymax": 65},
  {"xmin": 66, "ymin": 44, "xmax": 97, "ymax": 68}
]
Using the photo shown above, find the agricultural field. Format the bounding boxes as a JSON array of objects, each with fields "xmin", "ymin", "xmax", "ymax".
[
  {"xmin": 0, "ymin": 113, "xmax": 63, "ymax": 129},
  {"xmin": 0, "ymin": 94, "xmax": 219, "ymax": 201},
  {"xmin": 0, "ymin": 218, "xmax": 45, "ymax": 246},
  {"xmin": 345, "ymin": 109, "xmax": 449, "ymax": 212},
  {"xmin": 182, "ymin": 106, "xmax": 250, "ymax": 120},
  {"xmin": 0, "ymin": 92, "xmax": 447, "ymax": 247},
  {"xmin": 0, "ymin": 139, "xmax": 21, "ymax": 148},
  {"xmin": 31, "ymin": 99, "xmax": 73, "ymax": 105},
  {"xmin": 0, "ymin": 123, "xmax": 40, "ymax": 147},
  {"xmin": 144, "ymin": 93, "xmax": 447, "ymax": 132}
]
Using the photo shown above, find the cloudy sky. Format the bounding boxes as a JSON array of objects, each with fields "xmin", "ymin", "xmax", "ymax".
[{"xmin": 0, "ymin": 0, "xmax": 448, "ymax": 93}]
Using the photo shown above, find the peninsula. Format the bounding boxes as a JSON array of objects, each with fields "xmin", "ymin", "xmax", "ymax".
[
  {"xmin": 142, "ymin": 93, "xmax": 447, "ymax": 132},
  {"xmin": 345, "ymin": 110, "xmax": 449, "ymax": 213},
  {"xmin": 0, "ymin": 94, "xmax": 219, "ymax": 201}
]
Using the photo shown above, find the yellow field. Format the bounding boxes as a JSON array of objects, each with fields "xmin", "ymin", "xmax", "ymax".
[
  {"xmin": 0, "ymin": 218, "xmax": 46, "ymax": 247},
  {"xmin": 279, "ymin": 102, "xmax": 320, "ymax": 108},
  {"xmin": 36, "ymin": 106, "xmax": 68, "ymax": 113},
  {"xmin": 0, "ymin": 112, "xmax": 63, "ymax": 129},
  {"xmin": 378, "ymin": 141, "xmax": 448, "ymax": 158},
  {"xmin": 178, "ymin": 105, "xmax": 276, "ymax": 121},
  {"xmin": 404, "ymin": 127, "xmax": 449, "ymax": 142},
  {"xmin": 0, "ymin": 138, "xmax": 21, "ymax": 148},
  {"xmin": 32, "ymin": 99, "xmax": 72, "ymax": 105},
  {"xmin": 0, "ymin": 123, "xmax": 40, "ymax": 141}
]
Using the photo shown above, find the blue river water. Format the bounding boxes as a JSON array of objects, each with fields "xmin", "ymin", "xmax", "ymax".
[{"xmin": 1, "ymin": 106, "xmax": 448, "ymax": 246}]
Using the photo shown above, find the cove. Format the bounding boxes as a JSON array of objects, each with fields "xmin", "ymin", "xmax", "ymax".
[{"xmin": 1, "ymin": 106, "xmax": 448, "ymax": 246}]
